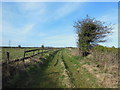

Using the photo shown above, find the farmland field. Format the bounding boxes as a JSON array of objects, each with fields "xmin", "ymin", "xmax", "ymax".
[{"xmin": 1, "ymin": 47, "xmax": 48, "ymax": 63}]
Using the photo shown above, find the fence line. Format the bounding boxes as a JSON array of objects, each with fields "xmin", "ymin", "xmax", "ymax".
[{"xmin": 2, "ymin": 48, "xmax": 55, "ymax": 66}]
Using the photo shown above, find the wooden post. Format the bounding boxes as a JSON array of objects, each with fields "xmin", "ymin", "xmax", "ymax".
[
  {"xmin": 6, "ymin": 52, "xmax": 10, "ymax": 64},
  {"xmin": 6, "ymin": 52, "xmax": 10, "ymax": 76},
  {"xmin": 23, "ymin": 51, "xmax": 26, "ymax": 62}
]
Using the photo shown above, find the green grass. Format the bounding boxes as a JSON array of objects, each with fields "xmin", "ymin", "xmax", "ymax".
[
  {"xmin": 61, "ymin": 49, "xmax": 102, "ymax": 88},
  {"xmin": 4, "ymin": 50, "xmax": 60, "ymax": 88},
  {"xmin": 30, "ymin": 50, "xmax": 66, "ymax": 88},
  {"xmin": 1, "ymin": 47, "xmax": 46, "ymax": 62},
  {"xmin": 3, "ymin": 48, "xmax": 102, "ymax": 88}
]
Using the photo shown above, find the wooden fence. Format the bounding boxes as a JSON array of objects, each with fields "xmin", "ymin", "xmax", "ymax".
[{"xmin": 2, "ymin": 48, "xmax": 55, "ymax": 66}]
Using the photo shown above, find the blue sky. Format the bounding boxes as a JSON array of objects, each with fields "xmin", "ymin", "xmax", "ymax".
[{"xmin": 1, "ymin": 2, "xmax": 118, "ymax": 47}]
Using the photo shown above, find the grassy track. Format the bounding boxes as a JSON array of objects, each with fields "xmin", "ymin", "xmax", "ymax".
[
  {"xmin": 30, "ymin": 50, "xmax": 66, "ymax": 88},
  {"xmin": 4, "ymin": 49, "xmax": 102, "ymax": 88},
  {"xmin": 27, "ymin": 50, "xmax": 73, "ymax": 88},
  {"xmin": 61, "ymin": 49, "xmax": 101, "ymax": 88}
]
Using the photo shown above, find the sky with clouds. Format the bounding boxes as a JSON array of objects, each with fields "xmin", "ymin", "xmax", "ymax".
[{"xmin": 1, "ymin": 2, "xmax": 118, "ymax": 47}]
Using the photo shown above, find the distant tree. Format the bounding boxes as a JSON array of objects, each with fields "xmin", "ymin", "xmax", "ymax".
[
  {"xmin": 74, "ymin": 15, "xmax": 113, "ymax": 57},
  {"xmin": 41, "ymin": 45, "xmax": 44, "ymax": 55},
  {"xmin": 41, "ymin": 45, "xmax": 44, "ymax": 48},
  {"xmin": 18, "ymin": 45, "xmax": 21, "ymax": 48},
  {"xmin": 112, "ymin": 46, "xmax": 115, "ymax": 48}
]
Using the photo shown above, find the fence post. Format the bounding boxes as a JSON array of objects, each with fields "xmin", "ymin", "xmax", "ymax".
[
  {"xmin": 23, "ymin": 51, "xmax": 26, "ymax": 62},
  {"xmin": 6, "ymin": 52, "xmax": 10, "ymax": 76},
  {"xmin": 6, "ymin": 52, "xmax": 10, "ymax": 64}
]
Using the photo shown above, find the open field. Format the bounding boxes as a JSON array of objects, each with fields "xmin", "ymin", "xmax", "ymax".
[{"xmin": 1, "ymin": 47, "xmax": 49, "ymax": 63}]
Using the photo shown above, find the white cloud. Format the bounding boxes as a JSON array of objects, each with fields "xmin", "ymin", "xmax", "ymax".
[
  {"xmin": 38, "ymin": 32, "xmax": 47, "ymax": 37},
  {"xmin": 98, "ymin": 9, "xmax": 118, "ymax": 23},
  {"xmin": 99, "ymin": 15, "xmax": 118, "ymax": 23},
  {"xmin": 38, "ymin": 3, "xmax": 82, "ymax": 23},
  {"xmin": 3, "ymin": 21, "xmax": 35, "ymax": 35},
  {"xmin": 20, "ymin": 24, "xmax": 35, "ymax": 34},
  {"xmin": 18, "ymin": 2, "xmax": 46, "ymax": 12},
  {"xmin": 53, "ymin": 3, "xmax": 81, "ymax": 20},
  {"xmin": 2, "ymin": 22, "xmax": 36, "ymax": 45},
  {"xmin": 17, "ymin": 2, "xmax": 46, "ymax": 21}
]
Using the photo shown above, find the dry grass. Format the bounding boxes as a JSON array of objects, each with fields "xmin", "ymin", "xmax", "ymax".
[{"xmin": 69, "ymin": 47, "xmax": 119, "ymax": 88}]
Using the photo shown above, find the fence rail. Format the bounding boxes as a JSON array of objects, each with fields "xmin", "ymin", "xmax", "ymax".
[{"xmin": 2, "ymin": 48, "xmax": 55, "ymax": 66}]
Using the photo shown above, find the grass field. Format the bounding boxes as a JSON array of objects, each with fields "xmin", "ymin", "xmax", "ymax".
[{"xmin": 1, "ymin": 47, "xmax": 47, "ymax": 62}]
